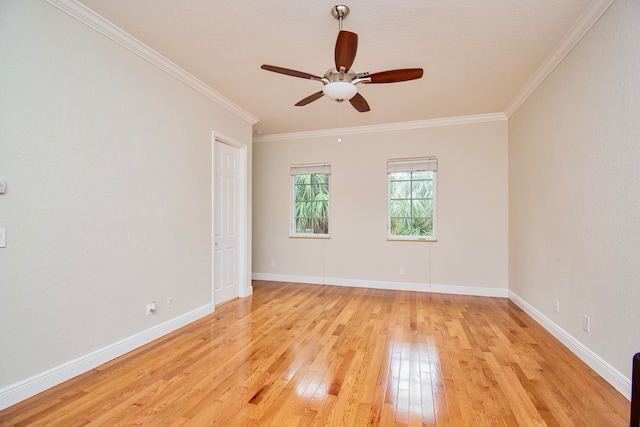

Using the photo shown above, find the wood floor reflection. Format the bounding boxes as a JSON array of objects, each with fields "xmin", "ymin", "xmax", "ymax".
[{"xmin": 0, "ymin": 281, "xmax": 629, "ymax": 426}]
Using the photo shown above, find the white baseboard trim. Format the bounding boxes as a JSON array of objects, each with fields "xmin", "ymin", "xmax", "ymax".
[
  {"xmin": 251, "ymin": 273, "xmax": 508, "ymax": 298},
  {"xmin": 239, "ymin": 283, "xmax": 253, "ymax": 298},
  {"xmin": 0, "ymin": 303, "xmax": 215, "ymax": 411},
  {"xmin": 508, "ymin": 291, "xmax": 631, "ymax": 400}
]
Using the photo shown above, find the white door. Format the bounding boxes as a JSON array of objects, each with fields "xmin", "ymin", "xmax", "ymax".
[{"xmin": 214, "ymin": 140, "xmax": 240, "ymax": 305}]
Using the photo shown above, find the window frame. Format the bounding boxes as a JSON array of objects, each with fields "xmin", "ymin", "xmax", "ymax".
[
  {"xmin": 387, "ymin": 157, "xmax": 438, "ymax": 242},
  {"xmin": 290, "ymin": 163, "xmax": 331, "ymax": 239}
]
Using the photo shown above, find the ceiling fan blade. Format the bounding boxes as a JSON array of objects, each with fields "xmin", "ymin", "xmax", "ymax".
[
  {"xmin": 349, "ymin": 92, "xmax": 370, "ymax": 112},
  {"xmin": 260, "ymin": 64, "xmax": 322, "ymax": 80},
  {"xmin": 295, "ymin": 91, "xmax": 325, "ymax": 106},
  {"xmin": 334, "ymin": 31, "xmax": 358, "ymax": 72},
  {"xmin": 368, "ymin": 68, "xmax": 424, "ymax": 84}
]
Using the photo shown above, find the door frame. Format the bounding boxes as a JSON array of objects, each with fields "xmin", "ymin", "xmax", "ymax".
[{"xmin": 211, "ymin": 131, "xmax": 251, "ymax": 306}]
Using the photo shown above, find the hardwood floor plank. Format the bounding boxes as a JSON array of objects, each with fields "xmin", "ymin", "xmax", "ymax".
[{"xmin": 0, "ymin": 281, "xmax": 630, "ymax": 426}]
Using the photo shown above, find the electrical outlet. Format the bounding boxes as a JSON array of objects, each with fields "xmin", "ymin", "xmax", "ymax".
[
  {"xmin": 167, "ymin": 296, "xmax": 174, "ymax": 308},
  {"xmin": 583, "ymin": 315, "xmax": 590, "ymax": 333},
  {"xmin": 399, "ymin": 267, "xmax": 405, "ymax": 275},
  {"xmin": 146, "ymin": 301, "xmax": 157, "ymax": 316},
  {"xmin": 270, "ymin": 261, "xmax": 275, "ymax": 268},
  {"xmin": 554, "ymin": 300, "xmax": 560, "ymax": 313}
]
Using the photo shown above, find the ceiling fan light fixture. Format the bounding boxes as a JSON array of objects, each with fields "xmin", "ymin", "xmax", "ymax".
[{"xmin": 323, "ymin": 81, "xmax": 357, "ymax": 102}]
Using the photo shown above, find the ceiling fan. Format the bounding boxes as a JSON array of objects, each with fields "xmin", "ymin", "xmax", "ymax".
[{"xmin": 260, "ymin": 4, "xmax": 424, "ymax": 113}]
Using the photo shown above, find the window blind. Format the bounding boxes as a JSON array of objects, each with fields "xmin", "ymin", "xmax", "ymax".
[
  {"xmin": 290, "ymin": 163, "xmax": 331, "ymax": 175},
  {"xmin": 387, "ymin": 158, "xmax": 437, "ymax": 173}
]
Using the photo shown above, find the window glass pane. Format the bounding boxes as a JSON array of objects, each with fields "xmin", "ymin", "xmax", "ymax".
[
  {"xmin": 310, "ymin": 184, "xmax": 328, "ymax": 198},
  {"xmin": 424, "ymin": 199, "xmax": 434, "ymax": 214},
  {"xmin": 295, "ymin": 187, "xmax": 310, "ymax": 202},
  {"xmin": 311, "ymin": 174, "xmax": 327, "ymax": 185},
  {"xmin": 411, "ymin": 180, "xmax": 432, "ymax": 199},
  {"xmin": 295, "ymin": 217, "xmax": 312, "ymax": 233},
  {"xmin": 412, "ymin": 217, "xmax": 433, "ymax": 235},
  {"xmin": 295, "ymin": 175, "xmax": 310, "ymax": 185},
  {"xmin": 412, "ymin": 199, "xmax": 428, "ymax": 216},
  {"xmin": 412, "ymin": 170, "xmax": 431, "ymax": 180},
  {"xmin": 313, "ymin": 216, "xmax": 329, "ymax": 234},
  {"xmin": 390, "ymin": 217, "xmax": 411, "ymax": 236},
  {"xmin": 390, "ymin": 180, "xmax": 411, "ymax": 198},
  {"xmin": 390, "ymin": 200, "xmax": 411, "ymax": 218},
  {"xmin": 390, "ymin": 172, "xmax": 411, "ymax": 181}
]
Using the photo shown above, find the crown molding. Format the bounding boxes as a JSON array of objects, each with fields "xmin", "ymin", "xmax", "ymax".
[
  {"xmin": 45, "ymin": 0, "xmax": 259, "ymax": 125},
  {"xmin": 253, "ymin": 112, "xmax": 506, "ymax": 143},
  {"xmin": 504, "ymin": 0, "xmax": 615, "ymax": 118}
]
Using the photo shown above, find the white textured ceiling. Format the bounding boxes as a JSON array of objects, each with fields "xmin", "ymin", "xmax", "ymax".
[{"xmin": 77, "ymin": 0, "xmax": 595, "ymax": 136}]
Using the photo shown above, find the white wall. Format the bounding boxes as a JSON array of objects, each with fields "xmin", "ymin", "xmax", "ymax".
[
  {"xmin": 253, "ymin": 120, "xmax": 508, "ymax": 295},
  {"xmin": 5, "ymin": 0, "xmax": 635, "ymax": 410},
  {"xmin": 0, "ymin": 0, "xmax": 253, "ymax": 406},
  {"xmin": 509, "ymin": 0, "xmax": 640, "ymax": 389}
]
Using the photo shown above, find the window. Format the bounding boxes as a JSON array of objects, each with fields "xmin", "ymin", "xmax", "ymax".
[
  {"xmin": 291, "ymin": 163, "xmax": 330, "ymax": 237},
  {"xmin": 388, "ymin": 158, "xmax": 437, "ymax": 240}
]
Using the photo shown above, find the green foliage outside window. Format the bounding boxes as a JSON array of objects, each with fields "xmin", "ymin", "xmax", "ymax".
[
  {"xmin": 389, "ymin": 171, "xmax": 434, "ymax": 236},
  {"xmin": 294, "ymin": 174, "xmax": 329, "ymax": 235}
]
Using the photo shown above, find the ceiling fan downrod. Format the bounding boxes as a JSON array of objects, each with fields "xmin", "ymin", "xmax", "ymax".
[{"xmin": 331, "ymin": 4, "xmax": 350, "ymax": 31}]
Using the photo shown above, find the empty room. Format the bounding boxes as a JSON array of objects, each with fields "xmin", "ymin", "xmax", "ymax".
[{"xmin": 1, "ymin": 0, "xmax": 639, "ymax": 425}]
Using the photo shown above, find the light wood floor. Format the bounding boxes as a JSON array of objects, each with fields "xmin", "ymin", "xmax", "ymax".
[{"xmin": 0, "ymin": 281, "xmax": 630, "ymax": 426}]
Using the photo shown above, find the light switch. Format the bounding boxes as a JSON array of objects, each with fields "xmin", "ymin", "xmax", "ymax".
[{"xmin": 0, "ymin": 229, "xmax": 5, "ymax": 248}]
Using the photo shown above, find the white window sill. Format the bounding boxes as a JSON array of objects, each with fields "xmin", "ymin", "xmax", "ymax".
[{"xmin": 387, "ymin": 236, "xmax": 437, "ymax": 242}]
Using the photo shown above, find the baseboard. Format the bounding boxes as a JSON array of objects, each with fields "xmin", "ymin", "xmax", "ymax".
[
  {"xmin": 239, "ymin": 283, "xmax": 253, "ymax": 298},
  {"xmin": 0, "ymin": 303, "xmax": 215, "ymax": 411},
  {"xmin": 251, "ymin": 273, "xmax": 508, "ymax": 298},
  {"xmin": 508, "ymin": 291, "xmax": 631, "ymax": 400}
]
